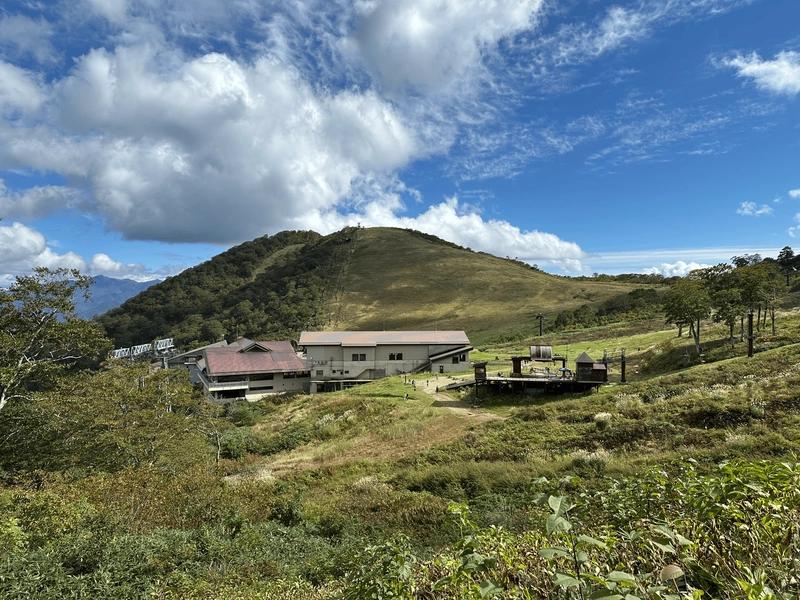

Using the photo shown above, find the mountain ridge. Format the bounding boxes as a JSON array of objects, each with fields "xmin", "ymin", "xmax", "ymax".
[{"xmin": 98, "ymin": 227, "xmax": 652, "ymax": 349}]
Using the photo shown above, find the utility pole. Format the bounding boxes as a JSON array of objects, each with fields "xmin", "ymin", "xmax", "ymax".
[{"xmin": 535, "ymin": 314, "xmax": 545, "ymax": 336}]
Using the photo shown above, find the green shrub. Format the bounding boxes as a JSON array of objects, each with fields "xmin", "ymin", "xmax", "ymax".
[
  {"xmin": 220, "ymin": 428, "xmax": 253, "ymax": 460},
  {"xmin": 225, "ymin": 402, "xmax": 263, "ymax": 426}
]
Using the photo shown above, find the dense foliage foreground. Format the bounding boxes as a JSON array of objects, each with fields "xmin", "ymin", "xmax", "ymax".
[
  {"xmin": 2, "ymin": 453, "xmax": 798, "ymax": 598},
  {"xmin": 2, "ymin": 342, "xmax": 800, "ymax": 599}
]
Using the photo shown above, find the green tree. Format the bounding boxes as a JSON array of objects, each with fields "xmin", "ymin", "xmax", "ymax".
[
  {"xmin": 0, "ymin": 268, "xmax": 108, "ymax": 412},
  {"xmin": 0, "ymin": 363, "xmax": 220, "ymax": 473},
  {"xmin": 663, "ymin": 277, "xmax": 711, "ymax": 355},
  {"xmin": 694, "ymin": 264, "xmax": 745, "ymax": 347},
  {"xmin": 776, "ymin": 246, "xmax": 796, "ymax": 286},
  {"xmin": 738, "ymin": 261, "xmax": 780, "ymax": 331}
]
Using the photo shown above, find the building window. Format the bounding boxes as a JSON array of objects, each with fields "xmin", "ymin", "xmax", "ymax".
[
  {"xmin": 396, "ymin": 353, "xmax": 403, "ymax": 360},
  {"xmin": 389, "ymin": 353, "xmax": 395, "ymax": 360},
  {"xmin": 251, "ymin": 381, "xmax": 275, "ymax": 389},
  {"xmin": 452, "ymin": 356, "xmax": 460, "ymax": 364},
  {"xmin": 352, "ymin": 353, "xmax": 359, "ymax": 361},
  {"xmin": 359, "ymin": 353, "xmax": 366, "ymax": 361},
  {"xmin": 246, "ymin": 373, "xmax": 273, "ymax": 381},
  {"xmin": 316, "ymin": 370, "xmax": 323, "ymax": 376},
  {"xmin": 344, "ymin": 370, "xmax": 349, "ymax": 374},
  {"xmin": 460, "ymin": 354, "xmax": 467, "ymax": 362},
  {"xmin": 284, "ymin": 372, "xmax": 296, "ymax": 379}
]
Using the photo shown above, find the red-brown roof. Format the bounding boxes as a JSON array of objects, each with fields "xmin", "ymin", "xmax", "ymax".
[{"xmin": 203, "ymin": 340, "xmax": 308, "ymax": 376}]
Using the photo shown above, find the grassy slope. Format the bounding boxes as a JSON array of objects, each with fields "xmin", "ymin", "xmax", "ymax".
[
  {"xmin": 328, "ymin": 227, "xmax": 642, "ymax": 345},
  {"xmin": 222, "ymin": 311, "xmax": 800, "ymax": 532}
]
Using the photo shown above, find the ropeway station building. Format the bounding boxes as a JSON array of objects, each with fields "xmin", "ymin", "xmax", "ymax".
[
  {"xmin": 299, "ymin": 330, "xmax": 473, "ymax": 393},
  {"xmin": 157, "ymin": 330, "xmax": 473, "ymax": 398}
]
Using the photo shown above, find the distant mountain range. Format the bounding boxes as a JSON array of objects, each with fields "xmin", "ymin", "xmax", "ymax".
[
  {"xmin": 76, "ymin": 275, "xmax": 159, "ymax": 320},
  {"xmin": 97, "ymin": 227, "xmax": 652, "ymax": 350}
]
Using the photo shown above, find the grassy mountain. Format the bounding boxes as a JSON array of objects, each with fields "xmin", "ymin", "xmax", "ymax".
[{"xmin": 98, "ymin": 227, "xmax": 655, "ymax": 349}]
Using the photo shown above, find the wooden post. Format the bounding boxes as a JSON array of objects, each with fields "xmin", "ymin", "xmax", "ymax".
[
  {"xmin": 620, "ymin": 348, "xmax": 626, "ymax": 383},
  {"xmin": 747, "ymin": 309, "xmax": 755, "ymax": 358}
]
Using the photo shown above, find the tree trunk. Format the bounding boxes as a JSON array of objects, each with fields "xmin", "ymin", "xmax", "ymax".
[
  {"xmin": 740, "ymin": 316, "xmax": 745, "ymax": 342},
  {"xmin": 694, "ymin": 318, "xmax": 702, "ymax": 356},
  {"xmin": 729, "ymin": 322, "xmax": 735, "ymax": 348},
  {"xmin": 757, "ymin": 306, "xmax": 761, "ymax": 331},
  {"xmin": 677, "ymin": 323, "xmax": 683, "ymax": 338},
  {"xmin": 771, "ymin": 307, "xmax": 776, "ymax": 335}
]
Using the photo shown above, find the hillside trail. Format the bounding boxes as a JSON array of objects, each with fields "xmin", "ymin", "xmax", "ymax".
[
  {"xmin": 238, "ymin": 375, "xmax": 504, "ymax": 480},
  {"xmin": 414, "ymin": 375, "xmax": 504, "ymax": 423}
]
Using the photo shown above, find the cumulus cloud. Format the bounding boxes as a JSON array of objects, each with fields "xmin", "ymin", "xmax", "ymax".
[
  {"xmin": 736, "ymin": 201, "xmax": 772, "ymax": 216},
  {"xmin": 0, "ymin": 221, "xmax": 86, "ymax": 276},
  {"xmin": 87, "ymin": 253, "xmax": 165, "ymax": 281},
  {"xmin": 0, "ymin": 61, "xmax": 46, "ymax": 115},
  {"xmin": 790, "ymin": 189, "xmax": 800, "ymax": 199},
  {"xmin": 344, "ymin": 0, "xmax": 543, "ymax": 93},
  {"xmin": 0, "ymin": 221, "xmax": 163, "ymax": 282},
  {"xmin": 720, "ymin": 51, "xmax": 800, "ymax": 96},
  {"xmin": 2, "ymin": 47, "xmax": 417, "ymax": 244},
  {"xmin": 645, "ymin": 261, "xmax": 710, "ymax": 277},
  {"xmin": 306, "ymin": 191, "xmax": 585, "ymax": 264}
]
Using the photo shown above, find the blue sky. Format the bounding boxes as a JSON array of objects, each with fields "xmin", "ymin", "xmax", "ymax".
[{"xmin": 0, "ymin": 0, "xmax": 798, "ymax": 282}]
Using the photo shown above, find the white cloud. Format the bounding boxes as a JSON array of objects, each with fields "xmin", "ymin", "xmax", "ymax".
[
  {"xmin": 85, "ymin": 0, "xmax": 128, "ymax": 24},
  {"xmin": 344, "ymin": 0, "xmax": 543, "ymax": 93},
  {"xmin": 647, "ymin": 261, "xmax": 710, "ymax": 277},
  {"xmin": 789, "ymin": 189, "xmax": 800, "ymax": 199},
  {"xmin": 789, "ymin": 214, "xmax": 800, "ymax": 238},
  {"xmin": 87, "ymin": 253, "xmax": 162, "ymax": 281},
  {"xmin": 587, "ymin": 246, "xmax": 777, "ymax": 275},
  {"xmin": 736, "ymin": 201, "xmax": 773, "ymax": 216},
  {"xmin": 0, "ymin": 221, "xmax": 86, "ymax": 276},
  {"xmin": 1, "ymin": 46, "xmax": 418, "ymax": 244},
  {"xmin": 523, "ymin": 0, "xmax": 752, "ymax": 80},
  {"xmin": 0, "ymin": 15, "xmax": 55, "ymax": 64},
  {"xmin": 0, "ymin": 180, "xmax": 85, "ymax": 220},
  {"xmin": 0, "ymin": 221, "xmax": 164, "ymax": 282},
  {"xmin": 720, "ymin": 51, "xmax": 800, "ymax": 96},
  {"xmin": 0, "ymin": 61, "xmax": 46, "ymax": 115},
  {"xmin": 305, "ymin": 190, "xmax": 585, "ymax": 265}
]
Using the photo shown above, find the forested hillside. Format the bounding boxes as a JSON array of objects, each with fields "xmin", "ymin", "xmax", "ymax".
[{"xmin": 99, "ymin": 229, "xmax": 324, "ymax": 347}]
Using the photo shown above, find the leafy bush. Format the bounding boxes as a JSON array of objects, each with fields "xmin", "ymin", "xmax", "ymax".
[{"xmin": 220, "ymin": 428, "xmax": 254, "ymax": 460}]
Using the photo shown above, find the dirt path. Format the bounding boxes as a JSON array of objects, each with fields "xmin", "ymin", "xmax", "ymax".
[{"xmin": 415, "ymin": 375, "xmax": 503, "ymax": 423}]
